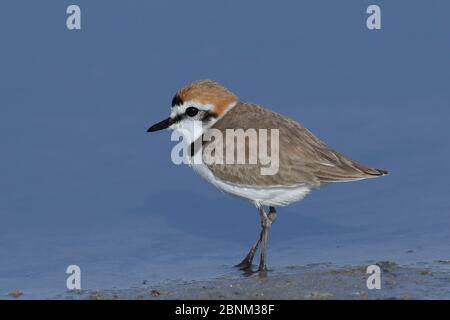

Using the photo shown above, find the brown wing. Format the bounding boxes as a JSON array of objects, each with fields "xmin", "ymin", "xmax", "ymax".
[{"xmin": 203, "ymin": 102, "xmax": 387, "ymax": 187}]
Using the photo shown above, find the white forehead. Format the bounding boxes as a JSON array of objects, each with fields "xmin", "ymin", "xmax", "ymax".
[{"xmin": 170, "ymin": 100, "xmax": 214, "ymax": 118}]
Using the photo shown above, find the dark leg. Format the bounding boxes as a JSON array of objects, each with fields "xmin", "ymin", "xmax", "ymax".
[
  {"xmin": 235, "ymin": 205, "xmax": 277, "ymax": 271},
  {"xmin": 235, "ymin": 229, "xmax": 263, "ymax": 269},
  {"xmin": 258, "ymin": 206, "xmax": 277, "ymax": 272}
]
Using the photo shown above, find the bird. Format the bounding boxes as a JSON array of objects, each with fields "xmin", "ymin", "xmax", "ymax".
[{"xmin": 147, "ymin": 80, "xmax": 388, "ymax": 272}]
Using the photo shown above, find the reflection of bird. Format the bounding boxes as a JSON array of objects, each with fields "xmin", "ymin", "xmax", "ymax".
[{"xmin": 147, "ymin": 80, "xmax": 388, "ymax": 272}]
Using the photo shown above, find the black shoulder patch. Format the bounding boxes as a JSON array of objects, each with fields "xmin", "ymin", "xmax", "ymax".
[
  {"xmin": 171, "ymin": 94, "xmax": 183, "ymax": 107},
  {"xmin": 202, "ymin": 111, "xmax": 219, "ymax": 122}
]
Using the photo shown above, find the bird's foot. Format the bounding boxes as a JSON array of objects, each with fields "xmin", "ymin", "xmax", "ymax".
[
  {"xmin": 258, "ymin": 263, "xmax": 268, "ymax": 272},
  {"xmin": 235, "ymin": 257, "xmax": 253, "ymax": 270}
]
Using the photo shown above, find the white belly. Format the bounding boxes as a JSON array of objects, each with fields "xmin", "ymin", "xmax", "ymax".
[{"xmin": 190, "ymin": 162, "xmax": 311, "ymax": 207}]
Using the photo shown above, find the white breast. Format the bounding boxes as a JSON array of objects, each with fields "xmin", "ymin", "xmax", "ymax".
[{"xmin": 190, "ymin": 162, "xmax": 311, "ymax": 207}]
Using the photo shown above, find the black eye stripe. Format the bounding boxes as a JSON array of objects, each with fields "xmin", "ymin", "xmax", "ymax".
[
  {"xmin": 171, "ymin": 94, "xmax": 183, "ymax": 107},
  {"xmin": 170, "ymin": 110, "xmax": 218, "ymax": 125},
  {"xmin": 171, "ymin": 114, "xmax": 184, "ymax": 123}
]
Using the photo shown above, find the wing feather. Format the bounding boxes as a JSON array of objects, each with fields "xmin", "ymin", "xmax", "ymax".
[{"xmin": 204, "ymin": 102, "xmax": 387, "ymax": 187}]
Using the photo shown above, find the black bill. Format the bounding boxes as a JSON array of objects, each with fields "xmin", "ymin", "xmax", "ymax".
[{"xmin": 147, "ymin": 117, "xmax": 174, "ymax": 132}]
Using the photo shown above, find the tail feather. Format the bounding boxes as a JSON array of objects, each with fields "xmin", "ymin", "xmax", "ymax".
[
  {"xmin": 364, "ymin": 167, "xmax": 388, "ymax": 177},
  {"xmin": 375, "ymin": 168, "xmax": 388, "ymax": 176}
]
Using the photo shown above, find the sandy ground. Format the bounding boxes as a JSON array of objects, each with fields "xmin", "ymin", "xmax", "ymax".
[{"xmin": 52, "ymin": 261, "xmax": 450, "ymax": 300}]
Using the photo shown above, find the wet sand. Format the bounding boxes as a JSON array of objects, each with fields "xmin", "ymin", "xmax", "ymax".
[{"xmin": 55, "ymin": 261, "xmax": 450, "ymax": 300}]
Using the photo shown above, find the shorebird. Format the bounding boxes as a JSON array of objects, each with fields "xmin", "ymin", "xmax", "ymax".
[{"xmin": 147, "ymin": 80, "xmax": 387, "ymax": 272}]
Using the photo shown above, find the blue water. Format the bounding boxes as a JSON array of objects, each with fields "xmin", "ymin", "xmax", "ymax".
[{"xmin": 0, "ymin": 1, "xmax": 449, "ymax": 298}]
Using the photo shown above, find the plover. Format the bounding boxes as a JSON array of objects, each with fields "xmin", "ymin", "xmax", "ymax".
[{"xmin": 147, "ymin": 80, "xmax": 387, "ymax": 272}]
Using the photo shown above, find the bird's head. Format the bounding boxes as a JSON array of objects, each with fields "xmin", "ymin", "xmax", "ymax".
[{"xmin": 147, "ymin": 80, "xmax": 238, "ymax": 141}]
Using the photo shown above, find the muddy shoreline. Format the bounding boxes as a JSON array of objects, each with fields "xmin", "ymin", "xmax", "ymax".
[{"xmin": 52, "ymin": 261, "xmax": 450, "ymax": 300}]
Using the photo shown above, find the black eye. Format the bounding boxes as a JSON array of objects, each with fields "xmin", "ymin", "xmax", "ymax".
[{"xmin": 186, "ymin": 107, "xmax": 199, "ymax": 117}]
